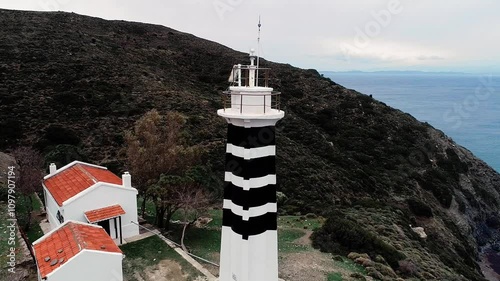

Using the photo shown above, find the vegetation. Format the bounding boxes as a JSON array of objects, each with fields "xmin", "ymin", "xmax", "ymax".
[
  {"xmin": 168, "ymin": 211, "xmax": 324, "ymax": 254},
  {"xmin": 125, "ymin": 109, "xmax": 183, "ymax": 220},
  {"xmin": 124, "ymin": 110, "xmax": 205, "ymax": 229},
  {"xmin": 278, "ymin": 229, "xmax": 309, "ymax": 253},
  {"xmin": 120, "ymin": 235, "xmax": 203, "ymax": 281},
  {"xmin": 15, "ymin": 194, "xmax": 45, "ymax": 243},
  {"xmin": 327, "ymin": 272, "xmax": 343, "ymax": 281},
  {"xmin": 175, "ymin": 179, "xmax": 210, "ymax": 252},
  {"xmin": 312, "ymin": 215, "xmax": 405, "ymax": 268},
  {"xmin": 278, "ymin": 214, "xmax": 325, "ymax": 230},
  {"xmin": 407, "ymin": 198, "xmax": 433, "ymax": 218},
  {"xmin": 11, "ymin": 147, "xmax": 44, "ymax": 231},
  {"xmin": 0, "ymin": 9, "xmax": 499, "ymax": 280}
]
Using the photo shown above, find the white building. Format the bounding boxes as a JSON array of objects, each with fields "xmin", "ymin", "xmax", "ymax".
[
  {"xmin": 42, "ymin": 161, "xmax": 139, "ymax": 244},
  {"xmin": 33, "ymin": 220, "xmax": 123, "ymax": 281}
]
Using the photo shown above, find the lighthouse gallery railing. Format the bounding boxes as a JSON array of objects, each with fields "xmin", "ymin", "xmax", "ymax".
[{"xmin": 221, "ymin": 91, "xmax": 281, "ymax": 114}]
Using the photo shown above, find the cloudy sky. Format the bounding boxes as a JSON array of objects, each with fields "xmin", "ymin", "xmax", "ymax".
[{"xmin": 2, "ymin": 0, "xmax": 499, "ymax": 73}]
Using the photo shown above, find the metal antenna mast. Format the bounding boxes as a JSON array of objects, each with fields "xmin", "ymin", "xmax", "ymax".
[{"xmin": 256, "ymin": 16, "xmax": 261, "ymax": 85}]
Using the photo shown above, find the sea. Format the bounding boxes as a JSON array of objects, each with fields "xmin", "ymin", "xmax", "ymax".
[{"xmin": 322, "ymin": 72, "xmax": 500, "ymax": 173}]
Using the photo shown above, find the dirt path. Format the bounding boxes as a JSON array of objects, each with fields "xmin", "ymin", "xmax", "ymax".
[
  {"xmin": 294, "ymin": 230, "xmax": 313, "ymax": 246},
  {"xmin": 280, "ymin": 251, "xmax": 337, "ymax": 281},
  {"xmin": 279, "ymin": 229, "xmax": 335, "ymax": 281},
  {"xmin": 279, "ymin": 228, "xmax": 371, "ymax": 281}
]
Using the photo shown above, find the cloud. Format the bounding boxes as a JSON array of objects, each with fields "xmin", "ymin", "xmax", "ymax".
[
  {"xmin": 1, "ymin": 0, "xmax": 499, "ymax": 72},
  {"xmin": 318, "ymin": 39, "xmax": 449, "ymax": 65},
  {"xmin": 416, "ymin": 55, "xmax": 445, "ymax": 61}
]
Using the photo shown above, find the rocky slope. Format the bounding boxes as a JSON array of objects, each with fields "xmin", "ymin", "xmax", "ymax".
[{"xmin": 1, "ymin": 9, "xmax": 500, "ymax": 280}]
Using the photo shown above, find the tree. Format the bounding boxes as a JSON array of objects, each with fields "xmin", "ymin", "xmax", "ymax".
[
  {"xmin": 148, "ymin": 168, "xmax": 210, "ymax": 241},
  {"xmin": 125, "ymin": 110, "xmax": 182, "ymax": 218},
  {"xmin": 124, "ymin": 109, "xmax": 200, "ymax": 221},
  {"xmin": 148, "ymin": 174, "xmax": 183, "ymax": 229},
  {"xmin": 176, "ymin": 182, "xmax": 210, "ymax": 252},
  {"xmin": 11, "ymin": 147, "xmax": 44, "ymax": 231}
]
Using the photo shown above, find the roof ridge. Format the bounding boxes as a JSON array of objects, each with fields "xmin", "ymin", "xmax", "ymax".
[
  {"xmin": 68, "ymin": 222, "xmax": 85, "ymax": 251},
  {"xmin": 43, "ymin": 160, "xmax": 108, "ymax": 180},
  {"xmin": 75, "ymin": 163, "xmax": 98, "ymax": 184}
]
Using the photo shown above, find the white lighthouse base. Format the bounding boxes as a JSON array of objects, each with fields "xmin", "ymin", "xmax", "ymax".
[{"xmin": 219, "ymin": 227, "xmax": 278, "ymax": 281}]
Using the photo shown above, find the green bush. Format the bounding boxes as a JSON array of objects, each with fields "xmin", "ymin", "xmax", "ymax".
[
  {"xmin": 0, "ymin": 118, "xmax": 23, "ymax": 148},
  {"xmin": 417, "ymin": 169, "xmax": 453, "ymax": 208},
  {"xmin": 353, "ymin": 199, "xmax": 386, "ymax": 210},
  {"xmin": 0, "ymin": 187, "xmax": 8, "ymax": 200},
  {"xmin": 44, "ymin": 144, "xmax": 88, "ymax": 168},
  {"xmin": 44, "ymin": 125, "xmax": 81, "ymax": 146},
  {"xmin": 407, "ymin": 198, "xmax": 433, "ymax": 217},
  {"xmin": 436, "ymin": 148, "xmax": 468, "ymax": 175},
  {"xmin": 312, "ymin": 216, "xmax": 405, "ymax": 268}
]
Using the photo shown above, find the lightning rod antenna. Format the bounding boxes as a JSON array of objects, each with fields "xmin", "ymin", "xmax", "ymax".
[{"xmin": 256, "ymin": 15, "xmax": 261, "ymax": 86}]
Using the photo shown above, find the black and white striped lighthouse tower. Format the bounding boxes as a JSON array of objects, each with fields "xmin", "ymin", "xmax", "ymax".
[{"xmin": 217, "ymin": 49, "xmax": 284, "ymax": 281}]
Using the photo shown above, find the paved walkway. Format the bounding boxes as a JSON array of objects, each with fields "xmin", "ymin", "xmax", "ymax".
[
  {"xmin": 39, "ymin": 219, "xmax": 51, "ymax": 234},
  {"xmin": 123, "ymin": 229, "xmax": 155, "ymax": 243}
]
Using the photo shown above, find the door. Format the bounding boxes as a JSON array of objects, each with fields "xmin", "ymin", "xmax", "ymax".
[{"xmin": 97, "ymin": 219, "xmax": 111, "ymax": 235}]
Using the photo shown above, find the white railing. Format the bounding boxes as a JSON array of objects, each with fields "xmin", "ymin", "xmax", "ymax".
[{"xmin": 221, "ymin": 91, "xmax": 281, "ymax": 114}]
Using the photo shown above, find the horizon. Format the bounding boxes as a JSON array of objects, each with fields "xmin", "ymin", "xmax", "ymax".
[
  {"xmin": 1, "ymin": 1, "xmax": 500, "ymax": 74},
  {"xmin": 321, "ymin": 70, "xmax": 500, "ymax": 75}
]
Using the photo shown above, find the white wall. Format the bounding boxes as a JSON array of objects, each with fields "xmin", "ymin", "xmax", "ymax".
[
  {"xmin": 46, "ymin": 250, "xmax": 123, "ymax": 281},
  {"xmin": 63, "ymin": 184, "xmax": 139, "ymax": 239},
  {"xmin": 44, "ymin": 186, "xmax": 62, "ymax": 231}
]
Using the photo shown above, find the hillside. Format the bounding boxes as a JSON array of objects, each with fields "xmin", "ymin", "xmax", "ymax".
[{"xmin": 1, "ymin": 9, "xmax": 500, "ymax": 280}]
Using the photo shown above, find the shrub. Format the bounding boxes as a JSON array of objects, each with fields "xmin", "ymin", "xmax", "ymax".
[
  {"xmin": 44, "ymin": 144, "xmax": 88, "ymax": 168},
  {"xmin": 0, "ymin": 187, "xmax": 8, "ymax": 200},
  {"xmin": 417, "ymin": 169, "xmax": 453, "ymax": 208},
  {"xmin": 305, "ymin": 213, "xmax": 317, "ymax": 219},
  {"xmin": 0, "ymin": 118, "xmax": 23, "ymax": 148},
  {"xmin": 353, "ymin": 198, "xmax": 386, "ymax": 210},
  {"xmin": 398, "ymin": 260, "xmax": 419, "ymax": 277},
  {"xmin": 486, "ymin": 215, "xmax": 500, "ymax": 229},
  {"xmin": 457, "ymin": 197, "xmax": 466, "ymax": 213},
  {"xmin": 312, "ymin": 216, "xmax": 405, "ymax": 268},
  {"xmin": 44, "ymin": 125, "xmax": 81, "ymax": 146},
  {"xmin": 407, "ymin": 199, "xmax": 433, "ymax": 217}
]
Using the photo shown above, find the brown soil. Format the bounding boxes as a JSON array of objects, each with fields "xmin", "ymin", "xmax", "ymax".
[
  {"xmin": 279, "ymin": 251, "xmax": 368, "ymax": 281},
  {"xmin": 279, "ymin": 251, "xmax": 333, "ymax": 281},
  {"xmin": 279, "ymin": 230, "xmax": 372, "ymax": 281},
  {"xmin": 147, "ymin": 260, "xmax": 186, "ymax": 280},
  {"xmin": 204, "ymin": 252, "xmax": 220, "ymax": 276},
  {"xmin": 131, "ymin": 260, "xmax": 189, "ymax": 281}
]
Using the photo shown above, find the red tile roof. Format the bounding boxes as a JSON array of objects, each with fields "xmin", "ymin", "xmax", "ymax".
[
  {"xmin": 85, "ymin": 204, "xmax": 126, "ymax": 223},
  {"xmin": 44, "ymin": 163, "xmax": 123, "ymax": 206},
  {"xmin": 33, "ymin": 221, "xmax": 122, "ymax": 279}
]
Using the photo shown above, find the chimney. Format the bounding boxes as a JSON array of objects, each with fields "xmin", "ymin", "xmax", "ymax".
[
  {"xmin": 49, "ymin": 163, "xmax": 57, "ymax": 175},
  {"xmin": 122, "ymin": 172, "xmax": 131, "ymax": 188}
]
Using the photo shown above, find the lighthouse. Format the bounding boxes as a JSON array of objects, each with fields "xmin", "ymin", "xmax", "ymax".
[{"xmin": 217, "ymin": 50, "xmax": 284, "ymax": 281}]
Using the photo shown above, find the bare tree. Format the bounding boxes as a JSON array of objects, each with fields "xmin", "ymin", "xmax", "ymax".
[
  {"xmin": 11, "ymin": 147, "xmax": 44, "ymax": 231},
  {"xmin": 148, "ymin": 169, "xmax": 210, "ymax": 245},
  {"xmin": 176, "ymin": 184, "xmax": 210, "ymax": 252}
]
